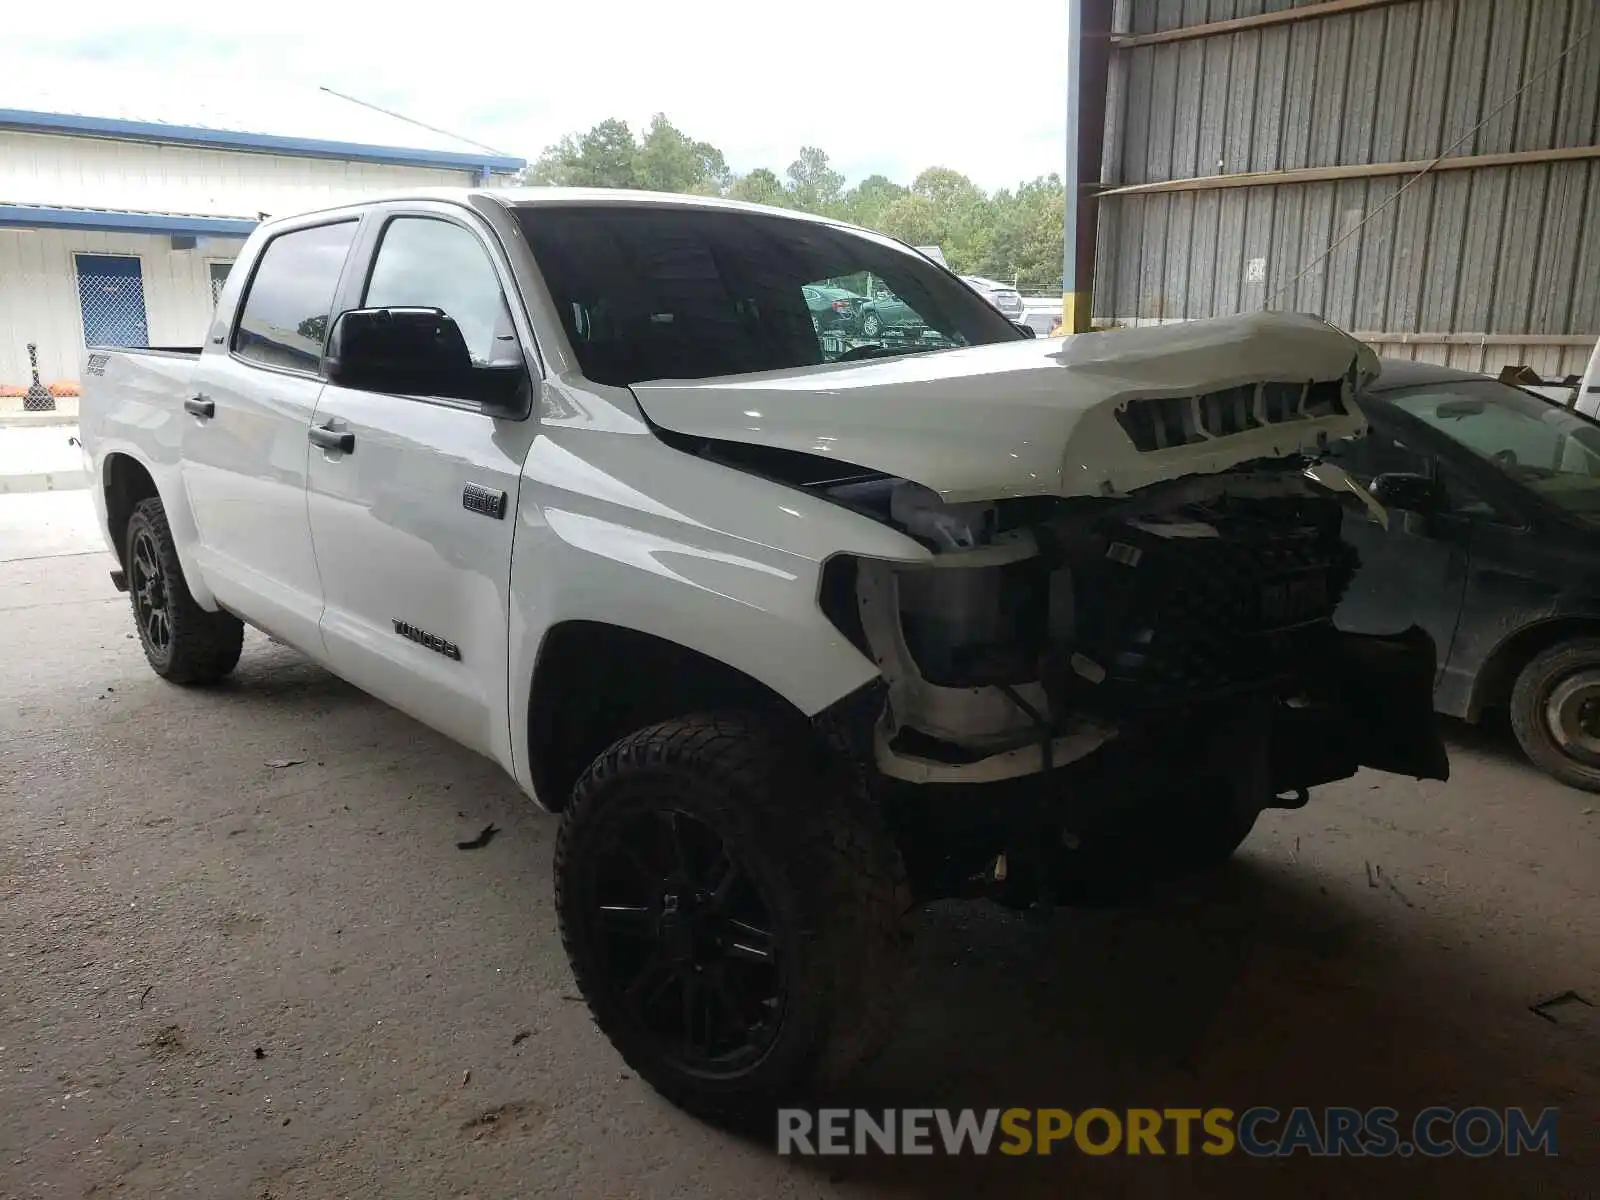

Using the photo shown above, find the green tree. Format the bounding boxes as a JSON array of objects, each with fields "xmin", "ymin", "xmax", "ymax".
[
  {"xmin": 636, "ymin": 113, "xmax": 731, "ymax": 196},
  {"xmin": 985, "ymin": 175, "xmax": 1065, "ymax": 291},
  {"xmin": 785, "ymin": 146, "xmax": 844, "ymax": 213},
  {"xmin": 572, "ymin": 118, "xmax": 640, "ymax": 189},
  {"xmin": 869, "ymin": 167, "xmax": 998, "ymax": 274},
  {"xmin": 911, "ymin": 166, "xmax": 986, "ymax": 211},
  {"xmin": 728, "ymin": 167, "xmax": 788, "ymax": 208},
  {"xmin": 878, "ymin": 193, "xmax": 942, "ymax": 252},
  {"xmin": 518, "ymin": 117, "xmax": 1068, "ymax": 291},
  {"xmin": 523, "ymin": 133, "xmax": 582, "ymax": 185},
  {"xmin": 836, "ymin": 173, "xmax": 907, "ymax": 228}
]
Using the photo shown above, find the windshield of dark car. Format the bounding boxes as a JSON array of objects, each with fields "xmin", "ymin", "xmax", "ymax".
[
  {"xmin": 1389, "ymin": 379, "xmax": 1600, "ymax": 519},
  {"xmin": 514, "ymin": 204, "xmax": 1022, "ymax": 386}
]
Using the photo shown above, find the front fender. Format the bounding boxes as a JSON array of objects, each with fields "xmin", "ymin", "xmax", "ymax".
[{"xmin": 506, "ymin": 423, "xmax": 929, "ymax": 798}]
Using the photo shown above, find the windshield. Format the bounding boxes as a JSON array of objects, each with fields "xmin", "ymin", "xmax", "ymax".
[
  {"xmin": 514, "ymin": 204, "xmax": 1021, "ymax": 386},
  {"xmin": 1389, "ymin": 379, "xmax": 1600, "ymax": 521}
]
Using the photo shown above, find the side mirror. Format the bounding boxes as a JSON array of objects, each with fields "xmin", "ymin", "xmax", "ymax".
[
  {"xmin": 1369, "ymin": 471, "xmax": 1446, "ymax": 514},
  {"xmin": 323, "ymin": 307, "xmax": 524, "ymax": 410},
  {"xmin": 1012, "ymin": 321, "xmax": 1037, "ymax": 338}
]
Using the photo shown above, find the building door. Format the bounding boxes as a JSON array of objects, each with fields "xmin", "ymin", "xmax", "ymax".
[{"xmin": 74, "ymin": 254, "xmax": 149, "ymax": 348}]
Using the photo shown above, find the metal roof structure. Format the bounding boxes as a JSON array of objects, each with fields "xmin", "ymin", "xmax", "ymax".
[
  {"xmin": 0, "ymin": 203, "xmax": 259, "ymax": 237},
  {"xmin": 0, "ymin": 66, "xmax": 525, "ymax": 176}
]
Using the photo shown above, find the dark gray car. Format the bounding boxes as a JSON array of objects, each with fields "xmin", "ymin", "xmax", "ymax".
[{"xmin": 1328, "ymin": 359, "xmax": 1600, "ymax": 790}]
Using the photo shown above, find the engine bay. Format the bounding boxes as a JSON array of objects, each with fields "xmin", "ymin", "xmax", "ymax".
[{"xmin": 819, "ymin": 465, "xmax": 1366, "ymax": 783}]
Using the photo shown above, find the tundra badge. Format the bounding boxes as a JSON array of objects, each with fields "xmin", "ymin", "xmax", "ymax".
[
  {"xmin": 392, "ymin": 619, "xmax": 461, "ymax": 661},
  {"xmin": 463, "ymin": 483, "xmax": 508, "ymax": 520}
]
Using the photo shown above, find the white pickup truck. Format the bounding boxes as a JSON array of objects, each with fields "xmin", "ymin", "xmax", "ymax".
[{"xmin": 79, "ymin": 187, "xmax": 1448, "ymax": 1117}]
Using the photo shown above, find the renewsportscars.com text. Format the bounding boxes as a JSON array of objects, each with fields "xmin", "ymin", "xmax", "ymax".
[{"xmin": 777, "ymin": 1106, "xmax": 1559, "ymax": 1158}]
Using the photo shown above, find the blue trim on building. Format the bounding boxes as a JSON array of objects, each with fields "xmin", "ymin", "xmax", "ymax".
[
  {"xmin": 0, "ymin": 205, "xmax": 259, "ymax": 237},
  {"xmin": 0, "ymin": 108, "xmax": 525, "ymax": 175}
]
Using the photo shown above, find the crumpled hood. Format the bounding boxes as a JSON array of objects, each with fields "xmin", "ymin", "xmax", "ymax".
[{"xmin": 630, "ymin": 311, "xmax": 1379, "ymax": 501}]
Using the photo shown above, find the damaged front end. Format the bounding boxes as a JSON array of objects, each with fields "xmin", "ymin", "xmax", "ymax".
[{"xmin": 814, "ymin": 462, "xmax": 1448, "ymax": 900}]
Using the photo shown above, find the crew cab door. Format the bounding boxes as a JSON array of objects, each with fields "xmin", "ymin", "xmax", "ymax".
[
  {"xmin": 305, "ymin": 204, "xmax": 541, "ymax": 767},
  {"xmin": 184, "ymin": 218, "xmax": 360, "ymax": 653}
]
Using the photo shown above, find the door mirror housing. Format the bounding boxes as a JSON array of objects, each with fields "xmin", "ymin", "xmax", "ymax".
[
  {"xmin": 323, "ymin": 307, "xmax": 524, "ymax": 410},
  {"xmin": 1369, "ymin": 471, "xmax": 1446, "ymax": 514}
]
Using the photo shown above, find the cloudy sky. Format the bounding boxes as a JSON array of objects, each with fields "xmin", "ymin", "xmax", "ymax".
[{"xmin": 9, "ymin": 2, "xmax": 1069, "ymax": 192}]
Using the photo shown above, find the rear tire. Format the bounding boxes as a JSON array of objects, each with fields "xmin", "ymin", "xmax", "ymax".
[
  {"xmin": 554, "ymin": 713, "xmax": 912, "ymax": 1121},
  {"xmin": 125, "ymin": 497, "xmax": 244, "ymax": 684},
  {"xmin": 861, "ymin": 312, "xmax": 882, "ymax": 338},
  {"xmin": 1509, "ymin": 638, "xmax": 1600, "ymax": 792}
]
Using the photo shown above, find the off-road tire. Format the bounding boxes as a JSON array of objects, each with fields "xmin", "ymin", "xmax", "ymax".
[
  {"xmin": 1510, "ymin": 637, "xmax": 1600, "ymax": 792},
  {"xmin": 554, "ymin": 712, "xmax": 913, "ymax": 1121},
  {"xmin": 125, "ymin": 497, "xmax": 244, "ymax": 684}
]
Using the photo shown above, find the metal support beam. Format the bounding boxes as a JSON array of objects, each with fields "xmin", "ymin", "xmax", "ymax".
[
  {"xmin": 1063, "ymin": 0, "xmax": 1114, "ymax": 333},
  {"xmin": 1357, "ymin": 332, "xmax": 1599, "ymax": 348},
  {"xmin": 1110, "ymin": 0, "xmax": 1410, "ymax": 49},
  {"xmin": 1095, "ymin": 144, "xmax": 1600, "ymax": 198}
]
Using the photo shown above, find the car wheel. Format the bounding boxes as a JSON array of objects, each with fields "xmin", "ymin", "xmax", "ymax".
[
  {"xmin": 861, "ymin": 312, "xmax": 882, "ymax": 338},
  {"xmin": 1510, "ymin": 637, "xmax": 1600, "ymax": 791},
  {"xmin": 125, "ymin": 497, "xmax": 244, "ymax": 684},
  {"xmin": 555, "ymin": 713, "xmax": 913, "ymax": 1121}
]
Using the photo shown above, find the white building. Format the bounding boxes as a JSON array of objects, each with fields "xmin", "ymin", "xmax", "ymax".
[{"xmin": 0, "ymin": 72, "xmax": 524, "ymax": 390}]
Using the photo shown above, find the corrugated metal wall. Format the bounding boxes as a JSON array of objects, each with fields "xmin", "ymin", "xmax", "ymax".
[{"xmin": 1095, "ymin": 0, "xmax": 1600, "ymax": 377}]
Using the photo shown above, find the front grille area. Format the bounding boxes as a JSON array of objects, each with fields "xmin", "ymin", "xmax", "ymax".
[
  {"xmin": 1116, "ymin": 378, "xmax": 1348, "ymax": 451},
  {"xmin": 1051, "ymin": 493, "xmax": 1357, "ymax": 710}
]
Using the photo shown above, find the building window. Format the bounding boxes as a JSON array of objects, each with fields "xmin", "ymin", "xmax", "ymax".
[
  {"xmin": 208, "ymin": 261, "xmax": 234, "ymax": 307},
  {"xmin": 74, "ymin": 254, "xmax": 149, "ymax": 349}
]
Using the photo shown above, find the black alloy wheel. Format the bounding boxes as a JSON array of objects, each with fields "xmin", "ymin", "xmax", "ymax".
[
  {"xmin": 587, "ymin": 804, "xmax": 785, "ymax": 1076},
  {"xmin": 129, "ymin": 523, "xmax": 173, "ymax": 666}
]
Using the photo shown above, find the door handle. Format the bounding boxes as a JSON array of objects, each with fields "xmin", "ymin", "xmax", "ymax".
[
  {"xmin": 308, "ymin": 423, "xmax": 355, "ymax": 453},
  {"xmin": 184, "ymin": 395, "xmax": 214, "ymax": 418}
]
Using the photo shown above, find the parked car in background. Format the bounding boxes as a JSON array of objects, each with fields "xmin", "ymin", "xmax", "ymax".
[
  {"xmin": 961, "ymin": 275, "xmax": 1026, "ymax": 322},
  {"xmin": 1329, "ymin": 359, "xmax": 1600, "ymax": 790},
  {"xmin": 859, "ymin": 283, "xmax": 925, "ymax": 338},
  {"xmin": 802, "ymin": 282, "xmax": 864, "ymax": 333}
]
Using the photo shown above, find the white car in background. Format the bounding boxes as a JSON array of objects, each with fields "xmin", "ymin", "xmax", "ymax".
[{"xmin": 961, "ymin": 275, "xmax": 1026, "ymax": 322}]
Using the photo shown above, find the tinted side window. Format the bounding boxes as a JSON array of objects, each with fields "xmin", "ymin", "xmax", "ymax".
[
  {"xmin": 362, "ymin": 218, "xmax": 515, "ymax": 365},
  {"xmin": 232, "ymin": 221, "xmax": 358, "ymax": 373}
]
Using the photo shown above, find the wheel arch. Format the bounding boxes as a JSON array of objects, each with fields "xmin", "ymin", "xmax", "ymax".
[
  {"xmin": 102, "ymin": 451, "xmax": 160, "ymax": 569},
  {"xmin": 525, "ymin": 620, "xmax": 810, "ymax": 812},
  {"xmin": 1468, "ymin": 616, "xmax": 1600, "ymax": 720},
  {"xmin": 98, "ymin": 449, "xmax": 218, "ymax": 609}
]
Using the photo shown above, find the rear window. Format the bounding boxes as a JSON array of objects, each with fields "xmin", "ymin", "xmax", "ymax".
[
  {"xmin": 232, "ymin": 221, "xmax": 358, "ymax": 373},
  {"xmin": 514, "ymin": 205, "xmax": 1020, "ymax": 386}
]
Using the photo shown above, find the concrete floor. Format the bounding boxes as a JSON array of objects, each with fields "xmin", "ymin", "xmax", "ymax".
[{"xmin": 1, "ymin": 492, "xmax": 1596, "ymax": 1199}]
